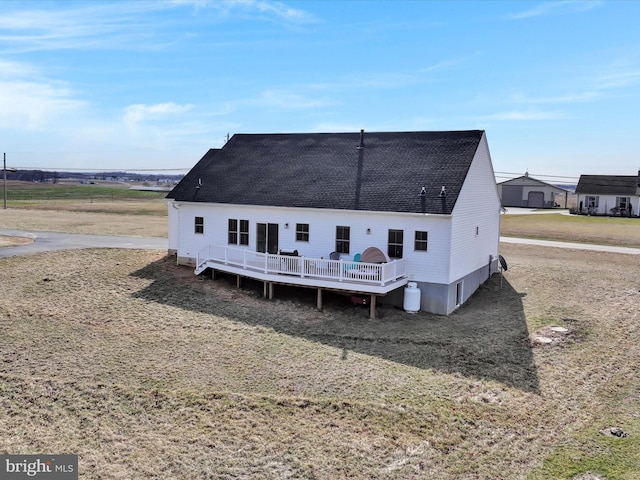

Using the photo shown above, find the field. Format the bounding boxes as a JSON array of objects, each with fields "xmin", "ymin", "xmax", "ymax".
[
  {"xmin": 1, "ymin": 191, "xmax": 640, "ymax": 479},
  {"xmin": 501, "ymin": 213, "xmax": 640, "ymax": 248},
  {"xmin": 0, "ymin": 181, "xmax": 168, "ymax": 237}
]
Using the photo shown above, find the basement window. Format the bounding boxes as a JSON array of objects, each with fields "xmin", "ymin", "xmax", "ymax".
[{"xmin": 456, "ymin": 281, "xmax": 463, "ymax": 307}]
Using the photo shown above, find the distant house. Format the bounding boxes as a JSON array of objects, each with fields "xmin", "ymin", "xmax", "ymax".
[
  {"xmin": 166, "ymin": 130, "xmax": 502, "ymax": 316},
  {"xmin": 497, "ymin": 172, "xmax": 570, "ymax": 208},
  {"xmin": 575, "ymin": 173, "xmax": 640, "ymax": 216}
]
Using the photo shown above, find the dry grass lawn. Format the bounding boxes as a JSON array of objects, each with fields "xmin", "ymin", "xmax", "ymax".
[
  {"xmin": 501, "ymin": 213, "xmax": 640, "ymax": 248},
  {"xmin": 0, "ymin": 202, "xmax": 167, "ymax": 237},
  {"xmin": 1, "ymin": 206, "xmax": 640, "ymax": 478}
]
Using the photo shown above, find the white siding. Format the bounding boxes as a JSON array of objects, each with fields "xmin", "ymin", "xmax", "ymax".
[
  {"xmin": 576, "ymin": 193, "xmax": 640, "ymax": 216},
  {"xmin": 170, "ymin": 203, "xmax": 453, "ymax": 284},
  {"xmin": 449, "ymin": 133, "xmax": 501, "ymax": 283}
]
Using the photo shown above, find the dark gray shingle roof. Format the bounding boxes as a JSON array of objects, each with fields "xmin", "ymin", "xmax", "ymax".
[
  {"xmin": 575, "ymin": 175, "xmax": 640, "ymax": 196},
  {"xmin": 167, "ymin": 130, "xmax": 485, "ymax": 214}
]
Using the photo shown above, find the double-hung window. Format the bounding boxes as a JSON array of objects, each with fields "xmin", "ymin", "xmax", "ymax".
[
  {"xmin": 194, "ymin": 216, "xmax": 204, "ymax": 234},
  {"xmin": 617, "ymin": 197, "xmax": 630, "ymax": 210},
  {"xmin": 388, "ymin": 229, "xmax": 404, "ymax": 259},
  {"xmin": 336, "ymin": 226, "xmax": 350, "ymax": 254},
  {"xmin": 239, "ymin": 220, "xmax": 249, "ymax": 245},
  {"xmin": 414, "ymin": 231, "xmax": 428, "ymax": 251},
  {"xmin": 296, "ymin": 223, "xmax": 309, "ymax": 242}
]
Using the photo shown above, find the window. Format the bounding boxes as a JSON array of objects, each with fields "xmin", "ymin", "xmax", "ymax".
[
  {"xmin": 414, "ymin": 231, "xmax": 428, "ymax": 251},
  {"xmin": 296, "ymin": 223, "xmax": 309, "ymax": 242},
  {"xmin": 336, "ymin": 226, "xmax": 350, "ymax": 254},
  {"xmin": 617, "ymin": 197, "xmax": 630, "ymax": 210},
  {"xmin": 586, "ymin": 196, "xmax": 599, "ymax": 208},
  {"xmin": 194, "ymin": 216, "xmax": 204, "ymax": 234},
  {"xmin": 239, "ymin": 220, "xmax": 249, "ymax": 246},
  {"xmin": 388, "ymin": 229, "xmax": 404, "ymax": 258},
  {"xmin": 228, "ymin": 219, "xmax": 237, "ymax": 244},
  {"xmin": 228, "ymin": 219, "xmax": 249, "ymax": 245}
]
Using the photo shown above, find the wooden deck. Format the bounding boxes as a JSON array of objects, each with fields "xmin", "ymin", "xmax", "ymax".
[{"xmin": 195, "ymin": 245, "xmax": 409, "ymax": 318}]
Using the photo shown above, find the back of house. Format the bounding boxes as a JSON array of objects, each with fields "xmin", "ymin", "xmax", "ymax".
[{"xmin": 167, "ymin": 130, "xmax": 501, "ymax": 315}]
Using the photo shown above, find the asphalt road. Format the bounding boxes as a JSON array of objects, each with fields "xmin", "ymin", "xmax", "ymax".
[
  {"xmin": 2, "ymin": 227, "xmax": 640, "ymax": 258},
  {"xmin": 0, "ymin": 228, "xmax": 168, "ymax": 258}
]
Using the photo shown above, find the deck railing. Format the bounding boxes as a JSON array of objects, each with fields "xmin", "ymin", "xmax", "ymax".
[{"xmin": 196, "ymin": 244, "xmax": 406, "ymax": 287}]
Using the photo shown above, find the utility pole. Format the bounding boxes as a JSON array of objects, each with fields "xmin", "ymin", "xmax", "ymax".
[
  {"xmin": 3, "ymin": 152, "xmax": 6, "ymax": 210},
  {"xmin": 3, "ymin": 153, "xmax": 16, "ymax": 210}
]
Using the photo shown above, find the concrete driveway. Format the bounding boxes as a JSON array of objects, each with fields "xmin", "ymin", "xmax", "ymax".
[{"xmin": 0, "ymin": 228, "xmax": 167, "ymax": 258}]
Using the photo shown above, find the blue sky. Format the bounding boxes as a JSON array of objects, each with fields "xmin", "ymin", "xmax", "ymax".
[{"xmin": 0, "ymin": 0, "xmax": 638, "ymax": 181}]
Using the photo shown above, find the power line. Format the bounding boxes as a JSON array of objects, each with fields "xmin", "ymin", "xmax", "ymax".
[
  {"xmin": 494, "ymin": 171, "xmax": 580, "ymax": 181},
  {"xmin": 17, "ymin": 167, "xmax": 188, "ymax": 172}
]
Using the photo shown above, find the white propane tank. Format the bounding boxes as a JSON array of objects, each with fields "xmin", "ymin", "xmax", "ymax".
[{"xmin": 403, "ymin": 282, "xmax": 421, "ymax": 313}]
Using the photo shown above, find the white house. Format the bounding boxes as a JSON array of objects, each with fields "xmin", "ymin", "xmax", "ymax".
[
  {"xmin": 575, "ymin": 173, "xmax": 640, "ymax": 216},
  {"xmin": 166, "ymin": 130, "xmax": 502, "ymax": 316},
  {"xmin": 497, "ymin": 172, "xmax": 570, "ymax": 208}
]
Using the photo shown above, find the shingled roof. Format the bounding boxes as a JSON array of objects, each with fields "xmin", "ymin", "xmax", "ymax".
[
  {"xmin": 167, "ymin": 130, "xmax": 485, "ymax": 214},
  {"xmin": 575, "ymin": 175, "xmax": 640, "ymax": 196}
]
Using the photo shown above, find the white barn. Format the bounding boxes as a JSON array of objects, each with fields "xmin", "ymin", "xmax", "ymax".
[{"xmin": 166, "ymin": 130, "xmax": 502, "ymax": 315}]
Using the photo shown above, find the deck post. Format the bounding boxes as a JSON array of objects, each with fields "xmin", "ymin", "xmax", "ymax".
[
  {"xmin": 369, "ymin": 295, "xmax": 376, "ymax": 320},
  {"xmin": 236, "ymin": 275, "xmax": 242, "ymax": 288},
  {"xmin": 316, "ymin": 288, "xmax": 323, "ymax": 311},
  {"xmin": 269, "ymin": 282, "xmax": 274, "ymax": 300},
  {"xmin": 263, "ymin": 281, "xmax": 268, "ymax": 298}
]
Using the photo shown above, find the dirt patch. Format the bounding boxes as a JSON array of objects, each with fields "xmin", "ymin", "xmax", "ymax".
[{"xmin": 0, "ymin": 235, "xmax": 33, "ymax": 247}]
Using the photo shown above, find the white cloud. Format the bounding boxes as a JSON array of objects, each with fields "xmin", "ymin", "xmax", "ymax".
[
  {"xmin": 595, "ymin": 69, "xmax": 640, "ymax": 90},
  {"xmin": 0, "ymin": 60, "xmax": 86, "ymax": 130},
  {"xmin": 511, "ymin": 91, "xmax": 600, "ymax": 104},
  {"xmin": 508, "ymin": 0, "xmax": 603, "ymax": 20},
  {"xmin": 0, "ymin": 59, "xmax": 38, "ymax": 79},
  {"xmin": 123, "ymin": 102, "xmax": 195, "ymax": 127},
  {"xmin": 253, "ymin": 89, "xmax": 332, "ymax": 110},
  {"xmin": 473, "ymin": 110, "xmax": 568, "ymax": 121},
  {"xmin": 169, "ymin": 0, "xmax": 317, "ymax": 25},
  {"xmin": 0, "ymin": 0, "xmax": 317, "ymax": 55}
]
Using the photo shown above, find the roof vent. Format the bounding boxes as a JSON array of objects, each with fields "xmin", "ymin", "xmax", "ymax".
[
  {"xmin": 356, "ymin": 129, "xmax": 365, "ymax": 149},
  {"xmin": 439, "ymin": 185, "xmax": 447, "ymax": 214}
]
